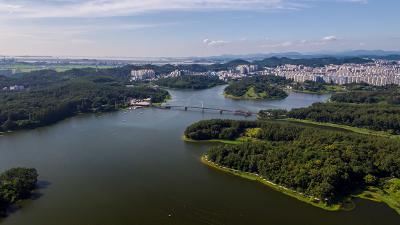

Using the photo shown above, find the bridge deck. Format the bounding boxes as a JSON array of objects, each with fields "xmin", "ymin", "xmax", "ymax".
[{"xmin": 156, "ymin": 105, "xmax": 257, "ymax": 116}]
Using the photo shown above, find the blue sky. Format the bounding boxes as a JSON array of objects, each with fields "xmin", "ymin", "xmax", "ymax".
[{"xmin": 0, "ymin": 0, "xmax": 399, "ymax": 57}]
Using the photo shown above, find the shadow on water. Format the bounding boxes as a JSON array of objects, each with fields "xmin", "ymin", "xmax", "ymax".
[{"xmin": 0, "ymin": 180, "xmax": 51, "ymax": 220}]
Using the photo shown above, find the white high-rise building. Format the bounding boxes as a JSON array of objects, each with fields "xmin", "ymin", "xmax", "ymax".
[{"xmin": 130, "ymin": 69, "xmax": 156, "ymax": 81}]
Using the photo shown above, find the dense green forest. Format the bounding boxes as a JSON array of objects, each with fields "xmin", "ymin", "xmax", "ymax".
[
  {"xmin": 0, "ymin": 168, "xmax": 38, "ymax": 214},
  {"xmin": 154, "ymin": 75, "xmax": 225, "ymax": 89},
  {"xmin": 291, "ymin": 80, "xmax": 327, "ymax": 93},
  {"xmin": 224, "ymin": 76, "xmax": 289, "ymax": 100},
  {"xmin": 287, "ymin": 102, "xmax": 400, "ymax": 134},
  {"xmin": 331, "ymin": 86, "xmax": 400, "ymax": 104},
  {"xmin": 185, "ymin": 119, "xmax": 400, "ymax": 207},
  {"xmin": 257, "ymin": 85, "xmax": 400, "ymax": 134},
  {"xmin": 0, "ymin": 73, "xmax": 168, "ymax": 132}
]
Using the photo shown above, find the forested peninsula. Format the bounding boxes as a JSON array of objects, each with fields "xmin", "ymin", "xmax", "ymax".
[
  {"xmin": 224, "ymin": 76, "xmax": 290, "ymax": 100},
  {"xmin": 0, "ymin": 69, "xmax": 169, "ymax": 133},
  {"xmin": 184, "ymin": 119, "xmax": 400, "ymax": 213},
  {"xmin": 259, "ymin": 85, "xmax": 400, "ymax": 135},
  {"xmin": 185, "ymin": 85, "xmax": 400, "ymax": 213}
]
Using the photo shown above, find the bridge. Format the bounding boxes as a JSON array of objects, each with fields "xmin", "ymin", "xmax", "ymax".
[{"xmin": 155, "ymin": 103, "xmax": 257, "ymax": 117}]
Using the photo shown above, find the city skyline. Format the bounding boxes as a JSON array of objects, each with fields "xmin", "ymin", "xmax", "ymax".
[{"xmin": 0, "ymin": 0, "xmax": 399, "ymax": 57}]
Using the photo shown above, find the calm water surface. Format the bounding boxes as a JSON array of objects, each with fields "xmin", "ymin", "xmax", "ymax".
[{"xmin": 0, "ymin": 86, "xmax": 398, "ymax": 225}]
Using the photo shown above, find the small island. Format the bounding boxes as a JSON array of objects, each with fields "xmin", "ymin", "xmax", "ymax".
[
  {"xmin": 224, "ymin": 76, "xmax": 289, "ymax": 100},
  {"xmin": 0, "ymin": 168, "xmax": 38, "ymax": 215},
  {"xmin": 184, "ymin": 119, "xmax": 400, "ymax": 214}
]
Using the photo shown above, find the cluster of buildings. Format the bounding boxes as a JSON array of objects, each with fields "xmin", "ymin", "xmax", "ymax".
[
  {"xmin": 129, "ymin": 60, "xmax": 400, "ymax": 87},
  {"xmin": 130, "ymin": 69, "xmax": 218, "ymax": 81},
  {"xmin": 271, "ymin": 60, "xmax": 400, "ymax": 86},
  {"xmin": 130, "ymin": 69, "xmax": 156, "ymax": 81},
  {"xmin": 167, "ymin": 70, "xmax": 217, "ymax": 77},
  {"xmin": 236, "ymin": 65, "xmax": 258, "ymax": 75},
  {"xmin": 2, "ymin": 85, "xmax": 25, "ymax": 91},
  {"xmin": 129, "ymin": 98, "xmax": 152, "ymax": 108},
  {"xmin": 216, "ymin": 64, "xmax": 260, "ymax": 81}
]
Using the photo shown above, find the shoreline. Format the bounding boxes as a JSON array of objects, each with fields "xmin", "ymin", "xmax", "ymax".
[
  {"xmin": 200, "ymin": 155, "xmax": 344, "ymax": 211},
  {"xmin": 0, "ymin": 97, "xmax": 170, "ymax": 136},
  {"xmin": 223, "ymin": 93, "xmax": 287, "ymax": 101},
  {"xmin": 182, "ymin": 135, "xmax": 244, "ymax": 145}
]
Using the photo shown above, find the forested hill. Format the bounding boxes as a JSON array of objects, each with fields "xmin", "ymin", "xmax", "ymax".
[
  {"xmin": 258, "ymin": 85, "xmax": 400, "ymax": 134},
  {"xmin": 0, "ymin": 74, "xmax": 168, "ymax": 132},
  {"xmin": 224, "ymin": 76, "xmax": 290, "ymax": 100},
  {"xmin": 330, "ymin": 85, "xmax": 400, "ymax": 104}
]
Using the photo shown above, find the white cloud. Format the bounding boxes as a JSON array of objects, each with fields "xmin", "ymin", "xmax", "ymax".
[
  {"xmin": 0, "ymin": 0, "xmax": 368, "ymax": 18},
  {"xmin": 322, "ymin": 35, "xmax": 338, "ymax": 42},
  {"xmin": 203, "ymin": 39, "xmax": 230, "ymax": 47}
]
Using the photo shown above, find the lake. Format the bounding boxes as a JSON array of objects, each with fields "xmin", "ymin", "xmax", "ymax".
[{"xmin": 0, "ymin": 85, "xmax": 398, "ymax": 225}]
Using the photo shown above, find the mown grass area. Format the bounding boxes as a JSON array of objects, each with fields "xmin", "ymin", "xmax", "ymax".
[
  {"xmin": 325, "ymin": 85, "xmax": 347, "ymax": 93},
  {"xmin": 284, "ymin": 118, "xmax": 400, "ymax": 139},
  {"xmin": 290, "ymin": 84, "xmax": 346, "ymax": 95},
  {"xmin": 201, "ymin": 155, "xmax": 343, "ymax": 211},
  {"xmin": 357, "ymin": 179, "xmax": 400, "ymax": 214},
  {"xmin": 224, "ymin": 87, "xmax": 285, "ymax": 100}
]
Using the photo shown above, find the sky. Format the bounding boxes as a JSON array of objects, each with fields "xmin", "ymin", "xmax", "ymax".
[{"xmin": 0, "ymin": 0, "xmax": 399, "ymax": 57}]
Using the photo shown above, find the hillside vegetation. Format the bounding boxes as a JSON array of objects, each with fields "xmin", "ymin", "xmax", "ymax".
[{"xmin": 224, "ymin": 76, "xmax": 290, "ymax": 100}]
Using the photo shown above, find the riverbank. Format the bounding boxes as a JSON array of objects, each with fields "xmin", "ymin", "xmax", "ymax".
[
  {"xmin": 151, "ymin": 94, "xmax": 171, "ymax": 107},
  {"xmin": 182, "ymin": 135, "xmax": 244, "ymax": 145},
  {"xmin": 0, "ymin": 95, "xmax": 171, "ymax": 135},
  {"xmin": 357, "ymin": 179, "xmax": 400, "ymax": 215},
  {"xmin": 201, "ymin": 155, "xmax": 344, "ymax": 211}
]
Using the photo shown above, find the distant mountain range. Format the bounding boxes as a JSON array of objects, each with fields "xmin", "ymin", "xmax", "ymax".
[{"xmin": 195, "ymin": 50, "xmax": 400, "ymax": 62}]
